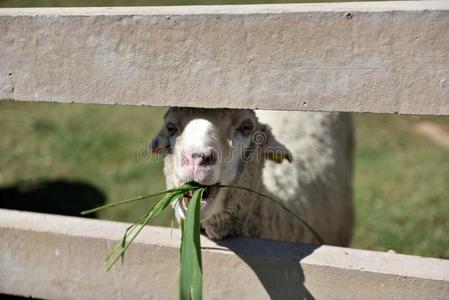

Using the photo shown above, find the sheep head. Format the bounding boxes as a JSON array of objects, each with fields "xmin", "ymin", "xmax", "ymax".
[{"xmin": 151, "ymin": 108, "xmax": 292, "ymax": 222}]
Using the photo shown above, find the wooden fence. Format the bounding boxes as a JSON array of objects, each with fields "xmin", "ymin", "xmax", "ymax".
[{"xmin": 1, "ymin": 2, "xmax": 448, "ymax": 299}]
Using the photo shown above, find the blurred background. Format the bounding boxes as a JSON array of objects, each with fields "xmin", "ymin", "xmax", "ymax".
[{"xmin": 0, "ymin": 0, "xmax": 448, "ymax": 259}]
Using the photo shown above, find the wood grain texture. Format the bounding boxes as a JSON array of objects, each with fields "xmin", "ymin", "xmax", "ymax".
[{"xmin": 1, "ymin": 2, "xmax": 448, "ymax": 115}]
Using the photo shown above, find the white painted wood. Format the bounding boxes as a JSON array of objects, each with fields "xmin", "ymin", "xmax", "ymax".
[
  {"xmin": 1, "ymin": 2, "xmax": 449, "ymax": 115},
  {"xmin": 1, "ymin": 209, "xmax": 448, "ymax": 299}
]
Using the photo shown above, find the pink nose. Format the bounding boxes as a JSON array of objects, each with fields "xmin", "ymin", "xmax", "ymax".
[{"xmin": 181, "ymin": 149, "xmax": 217, "ymax": 167}]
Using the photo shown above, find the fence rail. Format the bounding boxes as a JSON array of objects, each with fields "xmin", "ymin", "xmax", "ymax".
[
  {"xmin": 1, "ymin": 1, "xmax": 449, "ymax": 115},
  {"xmin": 1, "ymin": 209, "xmax": 448, "ymax": 299}
]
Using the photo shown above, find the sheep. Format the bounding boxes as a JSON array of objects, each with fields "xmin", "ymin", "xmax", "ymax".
[{"xmin": 151, "ymin": 108, "xmax": 354, "ymax": 246}]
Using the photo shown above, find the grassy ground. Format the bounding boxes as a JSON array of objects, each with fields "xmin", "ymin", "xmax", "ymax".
[
  {"xmin": 0, "ymin": 101, "xmax": 447, "ymax": 258},
  {"xmin": 353, "ymin": 114, "xmax": 449, "ymax": 258},
  {"xmin": 0, "ymin": 101, "xmax": 168, "ymax": 225}
]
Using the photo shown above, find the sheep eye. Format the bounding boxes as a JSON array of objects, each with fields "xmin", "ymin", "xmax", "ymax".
[
  {"xmin": 237, "ymin": 120, "xmax": 254, "ymax": 136},
  {"xmin": 166, "ymin": 122, "xmax": 178, "ymax": 137}
]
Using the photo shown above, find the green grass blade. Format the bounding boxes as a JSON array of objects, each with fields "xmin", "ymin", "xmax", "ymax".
[
  {"xmin": 81, "ymin": 183, "xmax": 200, "ymax": 215},
  {"xmin": 180, "ymin": 188, "xmax": 204, "ymax": 300},
  {"xmin": 105, "ymin": 212, "xmax": 149, "ymax": 264},
  {"xmin": 216, "ymin": 184, "xmax": 324, "ymax": 244},
  {"xmin": 96, "ymin": 179, "xmax": 321, "ymax": 300},
  {"xmin": 105, "ymin": 190, "xmax": 184, "ymax": 270}
]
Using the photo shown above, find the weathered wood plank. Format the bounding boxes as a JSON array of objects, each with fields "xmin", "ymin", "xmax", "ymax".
[
  {"xmin": 0, "ymin": 2, "xmax": 449, "ymax": 114},
  {"xmin": 1, "ymin": 209, "xmax": 448, "ymax": 299}
]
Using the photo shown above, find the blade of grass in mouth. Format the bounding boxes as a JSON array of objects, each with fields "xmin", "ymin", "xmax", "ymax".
[
  {"xmin": 180, "ymin": 188, "xmax": 204, "ymax": 300},
  {"xmin": 81, "ymin": 182, "xmax": 201, "ymax": 215},
  {"xmin": 82, "ymin": 182, "xmax": 323, "ymax": 300},
  {"xmin": 104, "ymin": 190, "xmax": 185, "ymax": 270},
  {"xmin": 84, "ymin": 182, "xmax": 323, "ymax": 271}
]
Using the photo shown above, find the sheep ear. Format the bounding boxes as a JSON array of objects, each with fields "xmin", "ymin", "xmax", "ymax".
[
  {"xmin": 150, "ymin": 127, "xmax": 171, "ymax": 156},
  {"xmin": 259, "ymin": 124, "xmax": 293, "ymax": 163}
]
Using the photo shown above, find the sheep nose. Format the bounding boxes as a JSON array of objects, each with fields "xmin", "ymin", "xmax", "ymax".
[{"xmin": 190, "ymin": 149, "xmax": 217, "ymax": 167}]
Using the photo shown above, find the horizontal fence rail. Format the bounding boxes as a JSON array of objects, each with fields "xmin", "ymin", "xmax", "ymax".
[
  {"xmin": 1, "ymin": 2, "xmax": 449, "ymax": 115},
  {"xmin": 1, "ymin": 209, "xmax": 448, "ymax": 299}
]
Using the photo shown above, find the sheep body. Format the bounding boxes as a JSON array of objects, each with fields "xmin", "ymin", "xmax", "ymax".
[
  {"xmin": 157, "ymin": 109, "xmax": 354, "ymax": 246},
  {"xmin": 259, "ymin": 111, "xmax": 353, "ymax": 245}
]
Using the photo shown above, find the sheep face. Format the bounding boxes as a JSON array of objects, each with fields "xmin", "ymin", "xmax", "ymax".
[{"xmin": 151, "ymin": 108, "xmax": 292, "ymax": 222}]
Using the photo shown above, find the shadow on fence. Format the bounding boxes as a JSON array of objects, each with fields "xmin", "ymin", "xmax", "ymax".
[{"xmin": 216, "ymin": 237, "xmax": 318, "ymax": 299}]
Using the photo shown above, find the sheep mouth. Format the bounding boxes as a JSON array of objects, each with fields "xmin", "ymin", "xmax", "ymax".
[{"xmin": 181, "ymin": 185, "xmax": 219, "ymax": 209}]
